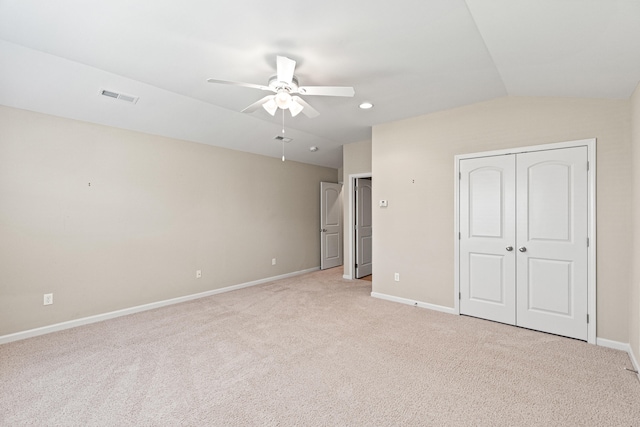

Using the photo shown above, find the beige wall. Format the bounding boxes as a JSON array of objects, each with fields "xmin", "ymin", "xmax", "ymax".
[
  {"xmin": 0, "ymin": 106, "xmax": 336, "ymax": 337},
  {"xmin": 373, "ymin": 97, "xmax": 631, "ymax": 342},
  {"xmin": 631, "ymin": 85, "xmax": 640, "ymax": 362},
  {"xmin": 342, "ymin": 139, "xmax": 372, "ymax": 277}
]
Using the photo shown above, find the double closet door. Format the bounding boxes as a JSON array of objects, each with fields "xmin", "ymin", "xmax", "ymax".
[{"xmin": 459, "ymin": 147, "xmax": 588, "ymax": 340}]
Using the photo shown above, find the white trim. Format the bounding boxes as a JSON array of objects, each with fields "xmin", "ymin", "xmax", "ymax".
[
  {"xmin": 0, "ymin": 267, "xmax": 319, "ymax": 345},
  {"xmin": 596, "ymin": 337, "xmax": 632, "ymax": 352},
  {"xmin": 453, "ymin": 155, "xmax": 461, "ymax": 315},
  {"xmin": 371, "ymin": 292, "xmax": 457, "ymax": 315},
  {"xmin": 345, "ymin": 172, "xmax": 372, "ymax": 280},
  {"xmin": 631, "ymin": 347, "xmax": 640, "ymax": 376},
  {"xmin": 587, "ymin": 141, "xmax": 597, "ymax": 344},
  {"xmin": 597, "ymin": 338, "xmax": 640, "ymax": 378},
  {"xmin": 457, "ymin": 138, "xmax": 596, "ymax": 159},
  {"xmin": 454, "ymin": 138, "xmax": 597, "ymax": 344}
]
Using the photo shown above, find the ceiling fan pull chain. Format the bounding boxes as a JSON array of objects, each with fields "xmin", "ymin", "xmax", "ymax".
[{"xmin": 281, "ymin": 109, "xmax": 286, "ymax": 161}]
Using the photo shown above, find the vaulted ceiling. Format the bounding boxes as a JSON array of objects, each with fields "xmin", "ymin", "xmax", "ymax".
[{"xmin": 1, "ymin": 0, "xmax": 639, "ymax": 168}]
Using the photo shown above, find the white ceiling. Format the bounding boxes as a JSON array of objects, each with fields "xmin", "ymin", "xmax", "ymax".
[{"xmin": 1, "ymin": 0, "xmax": 639, "ymax": 168}]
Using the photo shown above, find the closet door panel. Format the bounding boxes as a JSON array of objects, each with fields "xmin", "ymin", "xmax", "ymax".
[
  {"xmin": 515, "ymin": 147, "xmax": 588, "ymax": 340},
  {"xmin": 459, "ymin": 155, "xmax": 516, "ymax": 325}
]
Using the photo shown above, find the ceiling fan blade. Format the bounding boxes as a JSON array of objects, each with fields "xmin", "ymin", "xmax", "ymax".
[
  {"xmin": 297, "ymin": 86, "xmax": 355, "ymax": 97},
  {"xmin": 207, "ymin": 78, "xmax": 272, "ymax": 92},
  {"xmin": 276, "ymin": 56, "xmax": 296, "ymax": 85},
  {"xmin": 292, "ymin": 96, "xmax": 319, "ymax": 118},
  {"xmin": 241, "ymin": 95, "xmax": 275, "ymax": 113}
]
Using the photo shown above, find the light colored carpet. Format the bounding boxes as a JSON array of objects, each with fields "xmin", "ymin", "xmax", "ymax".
[{"xmin": 1, "ymin": 268, "xmax": 639, "ymax": 426}]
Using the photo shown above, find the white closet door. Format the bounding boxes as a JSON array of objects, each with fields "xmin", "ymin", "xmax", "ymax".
[
  {"xmin": 515, "ymin": 147, "xmax": 588, "ymax": 340},
  {"xmin": 459, "ymin": 146, "xmax": 589, "ymax": 341},
  {"xmin": 459, "ymin": 155, "xmax": 516, "ymax": 325}
]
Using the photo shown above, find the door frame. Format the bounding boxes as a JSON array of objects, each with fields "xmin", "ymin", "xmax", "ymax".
[
  {"xmin": 344, "ymin": 172, "xmax": 372, "ymax": 280},
  {"xmin": 453, "ymin": 138, "xmax": 597, "ymax": 344},
  {"xmin": 355, "ymin": 177, "xmax": 373, "ymax": 279}
]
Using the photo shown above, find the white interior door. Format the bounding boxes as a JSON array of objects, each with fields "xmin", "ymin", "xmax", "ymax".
[
  {"xmin": 355, "ymin": 178, "xmax": 372, "ymax": 278},
  {"xmin": 515, "ymin": 147, "xmax": 588, "ymax": 340},
  {"xmin": 459, "ymin": 155, "xmax": 516, "ymax": 325},
  {"xmin": 320, "ymin": 182, "xmax": 343, "ymax": 270}
]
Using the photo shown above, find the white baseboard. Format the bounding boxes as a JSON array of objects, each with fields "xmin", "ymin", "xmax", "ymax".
[
  {"xmin": 371, "ymin": 292, "xmax": 456, "ymax": 315},
  {"xmin": 0, "ymin": 267, "xmax": 319, "ymax": 346},
  {"xmin": 596, "ymin": 337, "xmax": 630, "ymax": 352},
  {"xmin": 343, "ymin": 274, "xmax": 352, "ymax": 280},
  {"xmin": 631, "ymin": 348, "xmax": 640, "ymax": 375},
  {"xmin": 596, "ymin": 337, "xmax": 640, "ymax": 378}
]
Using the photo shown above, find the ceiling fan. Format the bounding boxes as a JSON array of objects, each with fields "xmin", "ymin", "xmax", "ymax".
[{"xmin": 207, "ymin": 56, "xmax": 355, "ymax": 118}]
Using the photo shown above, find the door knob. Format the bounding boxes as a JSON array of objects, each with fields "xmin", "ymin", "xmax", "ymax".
[
  {"xmin": 321, "ymin": 228, "xmax": 327, "ymax": 232},
  {"xmin": 506, "ymin": 246, "xmax": 513, "ymax": 251},
  {"xmin": 518, "ymin": 246, "xmax": 527, "ymax": 252}
]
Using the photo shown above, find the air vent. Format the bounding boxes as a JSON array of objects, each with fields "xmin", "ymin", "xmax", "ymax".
[
  {"xmin": 274, "ymin": 135, "xmax": 292, "ymax": 143},
  {"xmin": 100, "ymin": 89, "xmax": 139, "ymax": 104}
]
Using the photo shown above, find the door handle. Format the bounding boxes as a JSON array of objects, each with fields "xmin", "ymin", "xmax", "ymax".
[
  {"xmin": 518, "ymin": 246, "xmax": 527, "ymax": 252},
  {"xmin": 506, "ymin": 246, "xmax": 513, "ymax": 251},
  {"xmin": 321, "ymin": 228, "xmax": 327, "ymax": 232}
]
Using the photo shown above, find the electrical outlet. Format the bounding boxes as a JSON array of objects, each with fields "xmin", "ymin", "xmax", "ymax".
[
  {"xmin": 272, "ymin": 258, "xmax": 277, "ymax": 266},
  {"xmin": 43, "ymin": 293, "xmax": 53, "ymax": 305},
  {"xmin": 394, "ymin": 273, "xmax": 400, "ymax": 282},
  {"xmin": 196, "ymin": 270, "xmax": 202, "ymax": 279}
]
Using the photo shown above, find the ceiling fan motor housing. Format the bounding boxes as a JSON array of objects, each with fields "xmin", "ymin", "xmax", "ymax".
[{"xmin": 268, "ymin": 75, "xmax": 299, "ymax": 93}]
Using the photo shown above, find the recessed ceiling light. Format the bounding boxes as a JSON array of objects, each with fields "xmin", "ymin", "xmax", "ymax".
[
  {"xmin": 359, "ymin": 102, "xmax": 374, "ymax": 109},
  {"xmin": 309, "ymin": 146, "xmax": 319, "ymax": 152}
]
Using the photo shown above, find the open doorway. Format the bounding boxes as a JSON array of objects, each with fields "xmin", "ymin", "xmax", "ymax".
[
  {"xmin": 354, "ymin": 177, "xmax": 372, "ymax": 280},
  {"xmin": 344, "ymin": 173, "xmax": 372, "ymax": 280}
]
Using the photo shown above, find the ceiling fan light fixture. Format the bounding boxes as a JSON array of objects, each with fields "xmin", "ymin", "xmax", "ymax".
[
  {"xmin": 262, "ymin": 98, "xmax": 278, "ymax": 115},
  {"xmin": 275, "ymin": 91, "xmax": 292, "ymax": 109},
  {"xmin": 289, "ymin": 100, "xmax": 304, "ymax": 117}
]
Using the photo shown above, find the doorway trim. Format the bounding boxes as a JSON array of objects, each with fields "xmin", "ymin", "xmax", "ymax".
[
  {"xmin": 453, "ymin": 138, "xmax": 596, "ymax": 344},
  {"xmin": 344, "ymin": 172, "xmax": 372, "ymax": 280}
]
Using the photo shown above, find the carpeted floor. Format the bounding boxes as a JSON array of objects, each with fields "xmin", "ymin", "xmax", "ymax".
[{"xmin": 1, "ymin": 268, "xmax": 639, "ymax": 426}]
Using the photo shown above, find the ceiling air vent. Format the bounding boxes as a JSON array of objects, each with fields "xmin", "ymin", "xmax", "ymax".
[
  {"xmin": 273, "ymin": 135, "xmax": 292, "ymax": 143},
  {"xmin": 100, "ymin": 89, "xmax": 139, "ymax": 104}
]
